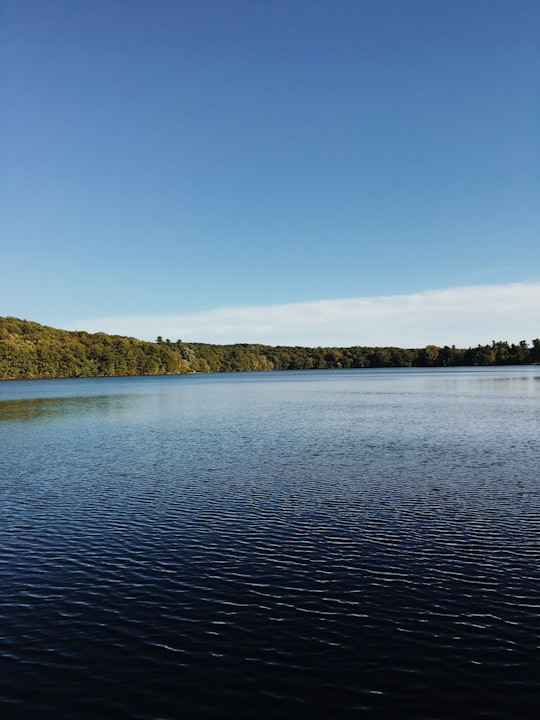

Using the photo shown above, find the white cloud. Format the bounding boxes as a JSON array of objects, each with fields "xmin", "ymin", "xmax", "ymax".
[{"xmin": 67, "ymin": 283, "xmax": 540, "ymax": 347}]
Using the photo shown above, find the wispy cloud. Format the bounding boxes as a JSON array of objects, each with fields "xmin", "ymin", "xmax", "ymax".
[{"xmin": 68, "ymin": 283, "xmax": 540, "ymax": 347}]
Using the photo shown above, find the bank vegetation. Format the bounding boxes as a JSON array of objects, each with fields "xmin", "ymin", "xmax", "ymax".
[{"xmin": 1, "ymin": 316, "xmax": 538, "ymax": 379}]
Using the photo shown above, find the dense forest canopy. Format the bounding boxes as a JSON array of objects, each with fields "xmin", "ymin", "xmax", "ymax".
[{"xmin": 0, "ymin": 316, "xmax": 538, "ymax": 380}]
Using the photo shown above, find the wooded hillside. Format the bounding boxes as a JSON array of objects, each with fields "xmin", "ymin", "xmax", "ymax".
[{"xmin": 1, "ymin": 316, "xmax": 538, "ymax": 379}]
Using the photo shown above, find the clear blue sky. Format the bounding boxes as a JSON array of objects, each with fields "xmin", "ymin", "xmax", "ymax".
[{"xmin": 1, "ymin": 0, "xmax": 539, "ymax": 345}]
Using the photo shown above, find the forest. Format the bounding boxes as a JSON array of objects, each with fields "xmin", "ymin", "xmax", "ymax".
[{"xmin": 0, "ymin": 316, "xmax": 538, "ymax": 380}]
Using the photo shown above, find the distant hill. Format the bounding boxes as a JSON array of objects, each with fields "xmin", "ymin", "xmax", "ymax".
[{"xmin": 0, "ymin": 316, "xmax": 538, "ymax": 380}]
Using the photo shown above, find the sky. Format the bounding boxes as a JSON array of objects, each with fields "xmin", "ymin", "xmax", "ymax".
[{"xmin": 1, "ymin": 0, "xmax": 539, "ymax": 347}]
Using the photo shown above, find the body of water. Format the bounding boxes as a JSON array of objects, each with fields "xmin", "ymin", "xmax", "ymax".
[{"xmin": 1, "ymin": 368, "xmax": 539, "ymax": 718}]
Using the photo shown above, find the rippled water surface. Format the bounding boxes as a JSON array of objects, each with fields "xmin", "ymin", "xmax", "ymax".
[{"xmin": 1, "ymin": 368, "xmax": 539, "ymax": 718}]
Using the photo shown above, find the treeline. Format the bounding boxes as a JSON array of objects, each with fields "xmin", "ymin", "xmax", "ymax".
[{"xmin": 0, "ymin": 316, "xmax": 538, "ymax": 380}]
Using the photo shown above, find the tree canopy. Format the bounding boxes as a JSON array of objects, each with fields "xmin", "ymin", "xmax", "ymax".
[{"xmin": 0, "ymin": 316, "xmax": 538, "ymax": 380}]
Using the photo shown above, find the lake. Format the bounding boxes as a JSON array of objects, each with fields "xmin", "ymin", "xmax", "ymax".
[{"xmin": 1, "ymin": 367, "xmax": 539, "ymax": 718}]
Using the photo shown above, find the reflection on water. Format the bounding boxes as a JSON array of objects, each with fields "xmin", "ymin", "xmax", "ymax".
[{"xmin": 0, "ymin": 394, "xmax": 139, "ymax": 422}]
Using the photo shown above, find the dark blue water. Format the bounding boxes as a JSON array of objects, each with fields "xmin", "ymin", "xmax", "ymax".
[{"xmin": 1, "ymin": 368, "xmax": 539, "ymax": 718}]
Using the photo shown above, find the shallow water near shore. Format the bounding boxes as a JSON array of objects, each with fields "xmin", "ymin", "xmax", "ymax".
[{"xmin": 1, "ymin": 367, "xmax": 539, "ymax": 718}]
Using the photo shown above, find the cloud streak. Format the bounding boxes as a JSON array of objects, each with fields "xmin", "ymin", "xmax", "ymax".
[{"xmin": 69, "ymin": 283, "xmax": 540, "ymax": 348}]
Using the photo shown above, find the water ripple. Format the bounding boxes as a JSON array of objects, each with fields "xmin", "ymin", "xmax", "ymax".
[{"xmin": 1, "ymin": 370, "xmax": 539, "ymax": 718}]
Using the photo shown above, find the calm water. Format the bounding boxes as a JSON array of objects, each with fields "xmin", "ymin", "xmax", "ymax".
[{"xmin": 1, "ymin": 368, "xmax": 539, "ymax": 719}]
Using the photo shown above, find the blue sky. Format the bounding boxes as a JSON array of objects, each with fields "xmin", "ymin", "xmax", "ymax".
[{"xmin": 2, "ymin": 0, "xmax": 539, "ymax": 346}]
